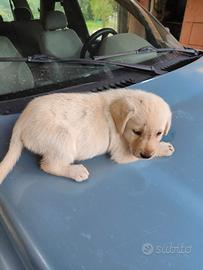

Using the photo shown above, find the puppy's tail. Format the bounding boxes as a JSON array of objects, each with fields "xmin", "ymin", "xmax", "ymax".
[{"xmin": 0, "ymin": 130, "xmax": 23, "ymax": 184}]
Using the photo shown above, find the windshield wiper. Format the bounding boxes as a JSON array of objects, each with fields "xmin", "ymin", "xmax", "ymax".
[
  {"xmin": 0, "ymin": 55, "xmax": 65, "ymax": 63},
  {"xmin": 139, "ymin": 46, "xmax": 199, "ymax": 55},
  {"xmin": 56, "ymin": 58, "xmax": 163, "ymax": 74},
  {"xmin": 0, "ymin": 55, "xmax": 57, "ymax": 63},
  {"xmin": 0, "ymin": 55, "xmax": 163, "ymax": 75},
  {"xmin": 27, "ymin": 55, "xmax": 161, "ymax": 74},
  {"xmin": 95, "ymin": 46, "xmax": 200, "ymax": 61}
]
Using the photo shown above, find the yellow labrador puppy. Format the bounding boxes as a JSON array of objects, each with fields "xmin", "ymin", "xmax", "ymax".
[{"xmin": 0, "ymin": 89, "xmax": 174, "ymax": 184}]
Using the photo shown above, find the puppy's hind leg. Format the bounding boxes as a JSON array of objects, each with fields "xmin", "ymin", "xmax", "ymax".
[
  {"xmin": 38, "ymin": 126, "xmax": 89, "ymax": 182},
  {"xmin": 40, "ymin": 157, "xmax": 89, "ymax": 182}
]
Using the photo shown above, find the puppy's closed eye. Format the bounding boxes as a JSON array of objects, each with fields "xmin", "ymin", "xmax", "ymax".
[
  {"xmin": 132, "ymin": 130, "xmax": 142, "ymax": 136},
  {"xmin": 156, "ymin": 131, "xmax": 162, "ymax": 136}
]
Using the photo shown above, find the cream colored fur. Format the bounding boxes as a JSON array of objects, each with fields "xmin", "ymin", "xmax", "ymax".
[{"xmin": 0, "ymin": 89, "xmax": 175, "ymax": 184}]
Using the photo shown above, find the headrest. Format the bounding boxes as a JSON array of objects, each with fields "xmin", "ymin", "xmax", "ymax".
[
  {"xmin": 0, "ymin": 15, "xmax": 4, "ymax": 23},
  {"xmin": 44, "ymin": 11, "xmax": 67, "ymax": 31},
  {"xmin": 14, "ymin": 7, "xmax": 32, "ymax": 21}
]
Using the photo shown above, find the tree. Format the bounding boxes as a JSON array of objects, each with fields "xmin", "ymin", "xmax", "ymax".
[
  {"xmin": 89, "ymin": 0, "xmax": 116, "ymax": 27},
  {"xmin": 78, "ymin": 0, "xmax": 93, "ymax": 20}
]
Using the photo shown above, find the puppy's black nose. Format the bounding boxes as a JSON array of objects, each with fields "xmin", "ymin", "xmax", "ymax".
[{"xmin": 140, "ymin": 153, "xmax": 152, "ymax": 159}]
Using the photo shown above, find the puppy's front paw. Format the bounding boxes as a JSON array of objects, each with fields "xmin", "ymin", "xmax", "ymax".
[
  {"xmin": 68, "ymin": 164, "xmax": 89, "ymax": 182},
  {"xmin": 157, "ymin": 142, "xmax": 175, "ymax": 157}
]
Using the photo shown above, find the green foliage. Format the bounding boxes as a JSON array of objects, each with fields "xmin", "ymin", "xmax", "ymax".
[
  {"xmin": 89, "ymin": 0, "xmax": 116, "ymax": 27},
  {"xmin": 26, "ymin": 0, "xmax": 40, "ymax": 18},
  {"xmin": 0, "ymin": 0, "xmax": 13, "ymax": 21},
  {"xmin": 79, "ymin": 0, "xmax": 116, "ymax": 28},
  {"xmin": 86, "ymin": 20, "xmax": 103, "ymax": 33},
  {"xmin": 78, "ymin": 0, "xmax": 93, "ymax": 20},
  {"xmin": 0, "ymin": 0, "xmax": 117, "ymax": 32},
  {"xmin": 0, "ymin": 0, "xmax": 40, "ymax": 21}
]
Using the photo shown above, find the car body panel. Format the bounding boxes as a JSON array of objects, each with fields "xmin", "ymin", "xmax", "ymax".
[
  {"xmin": 0, "ymin": 57, "xmax": 203, "ymax": 269},
  {"xmin": 0, "ymin": 222, "xmax": 25, "ymax": 270}
]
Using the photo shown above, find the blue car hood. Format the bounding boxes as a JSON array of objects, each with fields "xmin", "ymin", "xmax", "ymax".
[{"xmin": 1, "ymin": 57, "xmax": 203, "ymax": 270}]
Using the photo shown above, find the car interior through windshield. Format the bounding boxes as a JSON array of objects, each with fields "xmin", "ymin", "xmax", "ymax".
[{"xmin": 0, "ymin": 0, "xmax": 190, "ymax": 98}]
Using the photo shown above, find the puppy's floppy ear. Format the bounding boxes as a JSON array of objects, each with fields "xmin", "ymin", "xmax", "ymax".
[
  {"xmin": 164, "ymin": 111, "xmax": 172, "ymax": 135},
  {"xmin": 110, "ymin": 98, "xmax": 135, "ymax": 134}
]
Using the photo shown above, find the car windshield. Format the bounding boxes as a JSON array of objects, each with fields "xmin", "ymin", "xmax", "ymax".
[{"xmin": 0, "ymin": 0, "xmax": 197, "ymax": 99}]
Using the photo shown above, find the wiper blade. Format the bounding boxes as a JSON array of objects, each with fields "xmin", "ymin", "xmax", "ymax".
[
  {"xmin": 27, "ymin": 54, "xmax": 57, "ymax": 63},
  {"xmin": 94, "ymin": 49, "xmax": 156, "ymax": 60},
  {"xmin": 0, "ymin": 56, "xmax": 27, "ymax": 62},
  {"xmin": 95, "ymin": 46, "xmax": 199, "ymax": 61},
  {"xmin": 0, "ymin": 55, "xmax": 56, "ymax": 63},
  {"xmin": 0, "ymin": 55, "xmax": 162, "ymax": 75},
  {"xmin": 55, "ymin": 58, "xmax": 162, "ymax": 74},
  {"xmin": 140, "ymin": 46, "xmax": 199, "ymax": 55}
]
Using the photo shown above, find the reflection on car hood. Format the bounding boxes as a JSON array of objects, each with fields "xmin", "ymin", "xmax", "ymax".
[{"xmin": 1, "ymin": 57, "xmax": 203, "ymax": 270}]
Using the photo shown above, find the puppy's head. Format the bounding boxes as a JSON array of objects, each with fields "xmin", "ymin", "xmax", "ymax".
[{"xmin": 110, "ymin": 90, "xmax": 172, "ymax": 159}]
